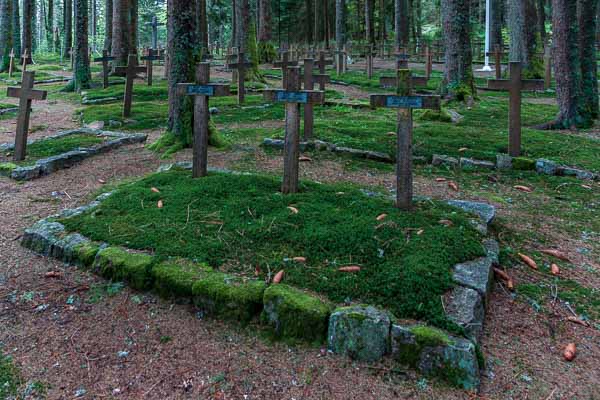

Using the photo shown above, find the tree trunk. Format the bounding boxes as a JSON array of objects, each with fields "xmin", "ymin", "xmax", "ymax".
[
  {"xmin": 440, "ymin": 0, "xmax": 475, "ymax": 99},
  {"xmin": 365, "ymin": 0, "xmax": 374, "ymax": 44},
  {"xmin": 537, "ymin": 0, "xmax": 546, "ymax": 44},
  {"xmin": 112, "ymin": 0, "xmax": 130, "ymax": 66},
  {"xmin": 578, "ymin": 0, "xmax": 599, "ymax": 120},
  {"xmin": 129, "ymin": 0, "xmax": 138, "ymax": 53},
  {"xmin": 335, "ymin": 0, "xmax": 345, "ymax": 48},
  {"xmin": 46, "ymin": 0, "xmax": 54, "ymax": 51},
  {"xmin": 64, "ymin": 0, "xmax": 72, "ymax": 53},
  {"xmin": 11, "ymin": 0, "xmax": 20, "ymax": 56},
  {"xmin": 0, "ymin": 0, "xmax": 12, "ymax": 72},
  {"xmin": 324, "ymin": 0, "xmax": 330, "ymax": 48},
  {"xmin": 508, "ymin": 0, "xmax": 541, "ymax": 76},
  {"xmin": 491, "ymin": 0, "xmax": 503, "ymax": 48},
  {"xmin": 197, "ymin": 0, "xmax": 208, "ymax": 50},
  {"xmin": 104, "ymin": 0, "xmax": 112, "ymax": 52},
  {"xmin": 167, "ymin": 0, "xmax": 198, "ymax": 140},
  {"xmin": 550, "ymin": 0, "xmax": 581, "ymax": 128},
  {"xmin": 22, "ymin": 0, "xmax": 33, "ymax": 57},
  {"xmin": 258, "ymin": 0, "xmax": 271, "ymax": 41},
  {"xmin": 395, "ymin": 0, "xmax": 409, "ymax": 49},
  {"xmin": 306, "ymin": 0, "xmax": 314, "ymax": 44},
  {"xmin": 73, "ymin": 0, "xmax": 91, "ymax": 90}
]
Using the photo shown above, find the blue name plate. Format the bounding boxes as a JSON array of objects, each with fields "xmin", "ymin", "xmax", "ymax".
[
  {"xmin": 187, "ymin": 85, "xmax": 215, "ymax": 96},
  {"xmin": 385, "ymin": 96, "xmax": 423, "ymax": 108},
  {"xmin": 275, "ymin": 91, "xmax": 308, "ymax": 103}
]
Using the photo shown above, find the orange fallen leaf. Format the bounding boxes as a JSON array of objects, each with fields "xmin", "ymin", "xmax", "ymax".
[
  {"xmin": 273, "ymin": 270, "xmax": 284, "ymax": 284},
  {"xmin": 448, "ymin": 181, "xmax": 459, "ymax": 191},
  {"xmin": 287, "ymin": 206, "xmax": 299, "ymax": 214},
  {"xmin": 435, "ymin": 177, "xmax": 447, "ymax": 182},
  {"xmin": 518, "ymin": 253, "xmax": 538, "ymax": 270},
  {"xmin": 386, "ymin": 131, "xmax": 395, "ymax": 136},
  {"xmin": 376, "ymin": 213, "xmax": 387, "ymax": 221},
  {"xmin": 551, "ymin": 263, "xmax": 560, "ymax": 276},
  {"xmin": 567, "ymin": 316, "xmax": 590, "ymax": 327},
  {"xmin": 151, "ymin": 187, "xmax": 160, "ymax": 193},
  {"xmin": 45, "ymin": 271, "xmax": 62, "ymax": 279},
  {"xmin": 581, "ymin": 185, "xmax": 592, "ymax": 189},
  {"xmin": 563, "ymin": 343, "xmax": 576, "ymax": 361},
  {"xmin": 338, "ymin": 266, "xmax": 361, "ymax": 272},
  {"xmin": 514, "ymin": 185, "xmax": 532, "ymax": 193},
  {"xmin": 299, "ymin": 156, "xmax": 312, "ymax": 162},
  {"xmin": 458, "ymin": 147, "xmax": 469, "ymax": 152},
  {"xmin": 98, "ymin": 179, "xmax": 106, "ymax": 184},
  {"xmin": 292, "ymin": 257, "xmax": 307, "ymax": 263},
  {"xmin": 157, "ymin": 200, "xmax": 164, "ymax": 208},
  {"xmin": 540, "ymin": 249, "xmax": 571, "ymax": 262}
]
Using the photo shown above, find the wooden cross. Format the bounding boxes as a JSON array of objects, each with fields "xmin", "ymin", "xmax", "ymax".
[
  {"xmin": 365, "ymin": 44, "xmax": 375, "ymax": 79},
  {"xmin": 485, "ymin": 44, "xmax": 504, "ymax": 80},
  {"xmin": 227, "ymin": 51, "xmax": 252, "ymax": 104},
  {"xmin": 394, "ymin": 48, "xmax": 410, "ymax": 70},
  {"xmin": 302, "ymin": 58, "xmax": 329, "ymax": 140},
  {"xmin": 20, "ymin": 49, "xmax": 31, "ymax": 77},
  {"xmin": 263, "ymin": 67, "xmax": 325, "ymax": 194},
  {"xmin": 141, "ymin": 48, "xmax": 162, "ymax": 86},
  {"xmin": 487, "ymin": 61, "xmax": 544, "ymax": 157},
  {"xmin": 335, "ymin": 47, "xmax": 347, "ymax": 75},
  {"xmin": 177, "ymin": 63, "xmax": 230, "ymax": 178},
  {"xmin": 145, "ymin": 16, "xmax": 165, "ymax": 49},
  {"xmin": 273, "ymin": 51, "xmax": 299, "ymax": 90},
  {"xmin": 424, "ymin": 45, "xmax": 433, "ymax": 80},
  {"xmin": 370, "ymin": 70, "xmax": 440, "ymax": 210},
  {"xmin": 93, "ymin": 49, "xmax": 115, "ymax": 89},
  {"xmin": 380, "ymin": 71, "xmax": 428, "ymax": 89},
  {"xmin": 314, "ymin": 51, "xmax": 333, "ymax": 90},
  {"xmin": 8, "ymin": 48, "xmax": 15, "ymax": 78},
  {"xmin": 544, "ymin": 45, "xmax": 552, "ymax": 90},
  {"xmin": 114, "ymin": 54, "xmax": 146, "ymax": 118},
  {"xmin": 6, "ymin": 71, "xmax": 48, "ymax": 162}
]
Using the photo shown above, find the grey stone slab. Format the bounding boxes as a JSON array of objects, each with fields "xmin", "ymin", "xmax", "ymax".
[
  {"xmin": 445, "ymin": 286, "xmax": 485, "ymax": 342},
  {"xmin": 452, "ymin": 257, "xmax": 494, "ymax": 297},
  {"xmin": 447, "ymin": 200, "xmax": 496, "ymax": 225}
]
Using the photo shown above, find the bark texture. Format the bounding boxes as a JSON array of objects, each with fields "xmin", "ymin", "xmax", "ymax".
[
  {"xmin": 0, "ymin": 0, "xmax": 12, "ymax": 72},
  {"xmin": 104, "ymin": 0, "xmax": 112, "ymax": 52},
  {"xmin": 112, "ymin": 0, "xmax": 131, "ymax": 66},
  {"xmin": 22, "ymin": 0, "xmax": 33, "ymax": 57},
  {"xmin": 578, "ymin": 0, "xmax": 599, "ymax": 120},
  {"xmin": 258, "ymin": 0, "xmax": 272, "ymax": 41},
  {"xmin": 11, "ymin": 0, "xmax": 20, "ymax": 56},
  {"xmin": 508, "ymin": 0, "xmax": 541, "ymax": 76},
  {"xmin": 64, "ymin": 0, "xmax": 72, "ymax": 53},
  {"xmin": 73, "ymin": 0, "xmax": 91, "ymax": 91},
  {"xmin": 335, "ymin": 0, "xmax": 345, "ymax": 48},
  {"xmin": 395, "ymin": 0, "xmax": 409, "ymax": 49},
  {"xmin": 440, "ymin": 0, "xmax": 474, "ymax": 99}
]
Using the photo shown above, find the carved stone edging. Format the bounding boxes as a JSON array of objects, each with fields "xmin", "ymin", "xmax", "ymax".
[
  {"xmin": 263, "ymin": 138, "xmax": 598, "ymax": 181},
  {"xmin": 0, "ymin": 128, "xmax": 147, "ymax": 181}
]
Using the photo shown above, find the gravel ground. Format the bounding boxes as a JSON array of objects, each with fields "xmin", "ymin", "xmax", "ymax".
[{"xmin": 1, "ymin": 67, "xmax": 599, "ymax": 399}]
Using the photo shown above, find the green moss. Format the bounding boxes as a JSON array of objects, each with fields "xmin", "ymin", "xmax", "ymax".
[
  {"xmin": 512, "ymin": 157, "xmax": 536, "ymax": 171},
  {"xmin": 417, "ymin": 108, "xmax": 453, "ymax": 123},
  {"xmin": 258, "ymin": 41, "xmax": 277, "ymax": 63},
  {"xmin": 410, "ymin": 325, "xmax": 451, "ymax": 347},
  {"xmin": 153, "ymin": 258, "xmax": 213, "ymax": 299},
  {"xmin": 192, "ymin": 272, "xmax": 266, "ymax": 323},
  {"xmin": 262, "ymin": 284, "xmax": 333, "ymax": 343},
  {"xmin": 93, "ymin": 247, "xmax": 155, "ymax": 290},
  {"xmin": 73, "ymin": 242, "xmax": 101, "ymax": 267},
  {"xmin": 0, "ymin": 354, "xmax": 21, "ymax": 399},
  {"xmin": 0, "ymin": 162, "xmax": 17, "ymax": 175}
]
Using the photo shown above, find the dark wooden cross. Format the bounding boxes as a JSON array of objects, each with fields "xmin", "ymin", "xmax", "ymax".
[
  {"xmin": 487, "ymin": 61, "xmax": 544, "ymax": 157},
  {"xmin": 20, "ymin": 49, "xmax": 32, "ymax": 77},
  {"xmin": 365, "ymin": 44, "xmax": 375, "ymax": 79},
  {"xmin": 178, "ymin": 63, "xmax": 230, "ymax": 178},
  {"xmin": 6, "ymin": 71, "xmax": 48, "ymax": 161},
  {"xmin": 114, "ymin": 54, "xmax": 146, "ymax": 118},
  {"xmin": 380, "ymin": 70, "xmax": 428, "ymax": 89},
  {"xmin": 93, "ymin": 49, "xmax": 115, "ymax": 89},
  {"xmin": 227, "ymin": 51, "xmax": 252, "ymax": 104},
  {"xmin": 141, "ymin": 48, "xmax": 162, "ymax": 86},
  {"xmin": 8, "ymin": 48, "xmax": 15, "ymax": 78},
  {"xmin": 370, "ymin": 70, "xmax": 441, "ymax": 210},
  {"xmin": 273, "ymin": 51, "xmax": 299, "ymax": 90},
  {"xmin": 424, "ymin": 45, "xmax": 433, "ymax": 80},
  {"xmin": 263, "ymin": 67, "xmax": 325, "ymax": 194},
  {"xmin": 485, "ymin": 44, "xmax": 504, "ymax": 80},
  {"xmin": 145, "ymin": 16, "xmax": 165, "ymax": 49},
  {"xmin": 302, "ymin": 58, "xmax": 329, "ymax": 140},
  {"xmin": 394, "ymin": 48, "xmax": 410, "ymax": 70},
  {"xmin": 544, "ymin": 45, "xmax": 552, "ymax": 90},
  {"xmin": 314, "ymin": 51, "xmax": 333, "ymax": 90}
]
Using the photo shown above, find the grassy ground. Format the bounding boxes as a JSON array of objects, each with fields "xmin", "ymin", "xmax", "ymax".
[
  {"xmin": 59, "ymin": 170, "xmax": 485, "ymax": 332},
  {"xmin": 0, "ymin": 134, "xmax": 105, "ymax": 166},
  {"xmin": 0, "ymin": 353, "xmax": 21, "ymax": 399}
]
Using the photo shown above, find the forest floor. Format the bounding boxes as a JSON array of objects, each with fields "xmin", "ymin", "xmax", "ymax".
[{"xmin": 0, "ymin": 58, "xmax": 599, "ymax": 400}]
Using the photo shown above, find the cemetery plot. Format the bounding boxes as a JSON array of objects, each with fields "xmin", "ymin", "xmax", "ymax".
[{"xmin": 0, "ymin": 129, "xmax": 147, "ymax": 181}]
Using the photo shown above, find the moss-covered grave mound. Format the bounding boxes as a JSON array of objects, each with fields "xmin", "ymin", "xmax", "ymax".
[{"xmin": 59, "ymin": 170, "xmax": 485, "ymax": 332}]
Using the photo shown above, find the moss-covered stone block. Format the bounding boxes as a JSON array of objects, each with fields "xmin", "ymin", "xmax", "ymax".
[
  {"xmin": 93, "ymin": 247, "xmax": 155, "ymax": 290},
  {"xmin": 262, "ymin": 284, "xmax": 333, "ymax": 343},
  {"xmin": 391, "ymin": 323, "xmax": 480, "ymax": 390},
  {"xmin": 73, "ymin": 242, "xmax": 101, "ymax": 267},
  {"xmin": 153, "ymin": 258, "xmax": 213, "ymax": 299},
  {"xmin": 512, "ymin": 157, "xmax": 536, "ymax": 171},
  {"xmin": 417, "ymin": 108, "xmax": 453, "ymax": 123},
  {"xmin": 192, "ymin": 272, "xmax": 266, "ymax": 323},
  {"xmin": 327, "ymin": 305, "xmax": 391, "ymax": 362},
  {"xmin": 0, "ymin": 162, "xmax": 17, "ymax": 176}
]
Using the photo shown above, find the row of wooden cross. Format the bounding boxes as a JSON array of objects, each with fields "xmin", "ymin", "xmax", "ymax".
[{"xmin": 6, "ymin": 48, "xmax": 33, "ymax": 79}]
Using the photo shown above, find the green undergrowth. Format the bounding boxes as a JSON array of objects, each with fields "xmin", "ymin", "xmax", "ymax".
[
  {"xmin": 0, "ymin": 353, "xmax": 22, "ymax": 399},
  {"xmin": 0, "ymin": 133, "xmax": 105, "ymax": 166},
  {"xmin": 58, "ymin": 170, "xmax": 485, "ymax": 331}
]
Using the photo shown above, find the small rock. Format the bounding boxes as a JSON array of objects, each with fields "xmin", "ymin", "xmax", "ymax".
[
  {"xmin": 86, "ymin": 121, "xmax": 105, "ymax": 130},
  {"xmin": 561, "ymin": 167, "xmax": 596, "ymax": 180},
  {"xmin": 496, "ymin": 154, "xmax": 513, "ymax": 169},
  {"xmin": 452, "ymin": 257, "xmax": 494, "ymax": 297},
  {"xmin": 432, "ymin": 154, "xmax": 459, "ymax": 167},
  {"xmin": 117, "ymin": 351, "xmax": 129, "ymax": 358},
  {"xmin": 209, "ymin": 107, "xmax": 220, "ymax": 114},
  {"xmin": 447, "ymin": 200, "xmax": 496, "ymax": 225},
  {"xmin": 108, "ymin": 120, "xmax": 123, "ymax": 128},
  {"xmin": 74, "ymin": 388, "xmax": 87, "ymax": 397},
  {"xmin": 446, "ymin": 109, "xmax": 464, "ymax": 123},
  {"xmin": 536, "ymin": 159, "xmax": 558, "ymax": 175},
  {"xmin": 460, "ymin": 157, "xmax": 495, "ymax": 170}
]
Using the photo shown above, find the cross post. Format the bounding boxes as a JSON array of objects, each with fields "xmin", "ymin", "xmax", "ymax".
[
  {"xmin": 273, "ymin": 51, "xmax": 299, "ymax": 90},
  {"xmin": 425, "ymin": 45, "xmax": 433, "ymax": 79},
  {"xmin": 114, "ymin": 54, "xmax": 146, "ymax": 118},
  {"xmin": 20, "ymin": 49, "xmax": 31, "ymax": 78},
  {"xmin": 68, "ymin": 47, "xmax": 74, "ymax": 70},
  {"xmin": 145, "ymin": 16, "xmax": 165, "ymax": 50},
  {"xmin": 6, "ymin": 71, "xmax": 48, "ymax": 161},
  {"xmin": 365, "ymin": 44, "xmax": 375, "ymax": 79},
  {"xmin": 177, "ymin": 63, "xmax": 230, "ymax": 178},
  {"xmin": 263, "ymin": 67, "xmax": 325, "ymax": 194},
  {"xmin": 487, "ymin": 61, "xmax": 544, "ymax": 157},
  {"xmin": 93, "ymin": 49, "xmax": 115, "ymax": 89},
  {"xmin": 8, "ymin": 48, "xmax": 15, "ymax": 78},
  {"xmin": 394, "ymin": 48, "xmax": 410, "ymax": 70},
  {"xmin": 141, "ymin": 48, "xmax": 163, "ymax": 86},
  {"xmin": 380, "ymin": 69, "xmax": 428, "ymax": 89},
  {"xmin": 485, "ymin": 44, "xmax": 503, "ymax": 80},
  {"xmin": 302, "ymin": 58, "xmax": 329, "ymax": 140},
  {"xmin": 370, "ymin": 70, "xmax": 441, "ymax": 210},
  {"xmin": 544, "ymin": 45, "xmax": 552, "ymax": 90},
  {"xmin": 314, "ymin": 51, "xmax": 333, "ymax": 90},
  {"xmin": 335, "ymin": 47, "xmax": 346, "ymax": 75},
  {"xmin": 227, "ymin": 51, "xmax": 253, "ymax": 104}
]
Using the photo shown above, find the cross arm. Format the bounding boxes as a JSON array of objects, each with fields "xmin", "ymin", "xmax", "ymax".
[
  {"xmin": 273, "ymin": 60, "xmax": 299, "ymax": 68},
  {"xmin": 114, "ymin": 65, "xmax": 147, "ymax": 74},
  {"xmin": 141, "ymin": 54, "xmax": 163, "ymax": 61},
  {"xmin": 7, "ymin": 87, "xmax": 48, "ymax": 101},
  {"xmin": 227, "ymin": 61, "xmax": 253, "ymax": 69},
  {"xmin": 263, "ymin": 89, "xmax": 325, "ymax": 105},
  {"xmin": 94, "ymin": 56, "xmax": 115, "ymax": 62},
  {"xmin": 177, "ymin": 83, "xmax": 231, "ymax": 97},
  {"xmin": 370, "ymin": 94, "xmax": 440, "ymax": 110},
  {"xmin": 380, "ymin": 76, "xmax": 429, "ymax": 88},
  {"xmin": 487, "ymin": 79, "xmax": 545, "ymax": 91},
  {"xmin": 313, "ymin": 74, "xmax": 331, "ymax": 85}
]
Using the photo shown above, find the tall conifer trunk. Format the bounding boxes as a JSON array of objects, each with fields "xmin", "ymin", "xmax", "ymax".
[
  {"xmin": 73, "ymin": 0, "xmax": 91, "ymax": 91},
  {"xmin": 0, "ymin": 0, "xmax": 12, "ymax": 72}
]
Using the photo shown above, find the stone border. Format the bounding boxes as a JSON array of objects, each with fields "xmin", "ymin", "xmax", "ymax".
[
  {"xmin": 0, "ymin": 128, "xmax": 147, "ymax": 181},
  {"xmin": 263, "ymin": 138, "xmax": 598, "ymax": 181},
  {"xmin": 0, "ymin": 107, "xmax": 19, "ymax": 115},
  {"xmin": 21, "ymin": 167, "xmax": 497, "ymax": 390}
]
